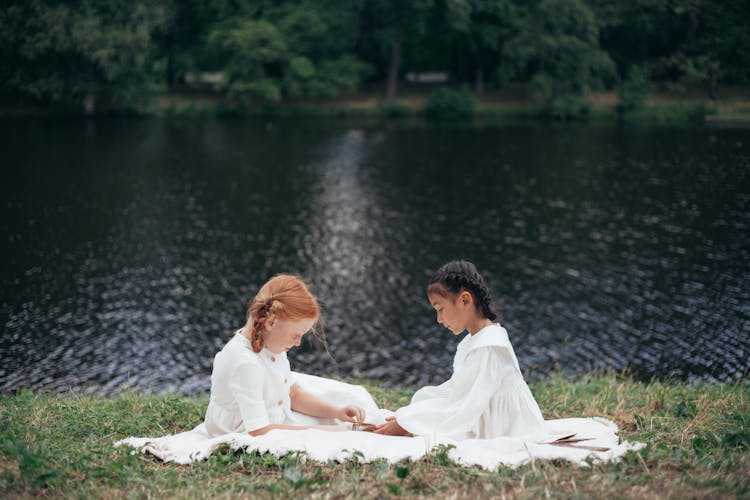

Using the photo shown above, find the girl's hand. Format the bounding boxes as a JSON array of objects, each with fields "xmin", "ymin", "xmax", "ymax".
[
  {"xmin": 335, "ymin": 405, "xmax": 366, "ymax": 423},
  {"xmin": 372, "ymin": 416, "xmax": 413, "ymax": 437}
]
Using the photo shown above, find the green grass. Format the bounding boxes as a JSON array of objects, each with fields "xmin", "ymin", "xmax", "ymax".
[
  {"xmin": 615, "ymin": 103, "xmax": 718, "ymax": 125},
  {"xmin": 1, "ymin": 373, "xmax": 748, "ymax": 498}
]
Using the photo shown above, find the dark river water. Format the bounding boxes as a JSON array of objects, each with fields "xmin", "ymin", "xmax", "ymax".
[{"xmin": 1, "ymin": 117, "xmax": 748, "ymax": 395}]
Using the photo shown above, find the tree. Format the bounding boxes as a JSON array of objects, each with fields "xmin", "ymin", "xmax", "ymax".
[
  {"xmin": 206, "ymin": 0, "xmax": 368, "ymax": 104},
  {"xmin": 357, "ymin": 0, "xmax": 436, "ymax": 104},
  {"xmin": 384, "ymin": 0, "xmax": 404, "ymax": 103},
  {"xmin": 440, "ymin": 0, "xmax": 521, "ymax": 93},
  {"xmin": 154, "ymin": 0, "xmax": 247, "ymax": 88},
  {"xmin": 208, "ymin": 17, "xmax": 287, "ymax": 102},
  {"xmin": 673, "ymin": 0, "xmax": 750, "ymax": 96},
  {"xmin": 504, "ymin": 0, "xmax": 615, "ymax": 117},
  {"xmin": 591, "ymin": 0, "xmax": 750, "ymax": 98},
  {"xmin": 589, "ymin": 0, "xmax": 678, "ymax": 77},
  {"xmin": 0, "ymin": 0, "xmax": 170, "ymax": 113},
  {"xmin": 272, "ymin": 0, "xmax": 368, "ymax": 98}
]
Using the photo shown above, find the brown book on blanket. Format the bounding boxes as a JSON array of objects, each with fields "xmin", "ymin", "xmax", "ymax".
[{"xmin": 545, "ymin": 434, "xmax": 611, "ymax": 452}]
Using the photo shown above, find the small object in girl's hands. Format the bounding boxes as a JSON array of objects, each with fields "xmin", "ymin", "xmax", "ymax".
[{"xmin": 351, "ymin": 422, "xmax": 376, "ymax": 431}]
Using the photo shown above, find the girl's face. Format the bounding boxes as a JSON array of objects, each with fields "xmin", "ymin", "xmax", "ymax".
[
  {"xmin": 428, "ymin": 291, "xmax": 472, "ymax": 335},
  {"xmin": 263, "ymin": 317, "xmax": 316, "ymax": 354}
]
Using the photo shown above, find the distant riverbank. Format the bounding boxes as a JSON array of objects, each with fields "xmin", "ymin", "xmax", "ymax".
[
  {"xmin": 1, "ymin": 372, "xmax": 747, "ymax": 498},
  {"xmin": 3, "ymin": 84, "xmax": 749, "ymax": 125}
]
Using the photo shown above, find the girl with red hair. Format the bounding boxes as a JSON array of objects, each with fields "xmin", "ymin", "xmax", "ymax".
[{"xmin": 204, "ymin": 274, "xmax": 365, "ymax": 437}]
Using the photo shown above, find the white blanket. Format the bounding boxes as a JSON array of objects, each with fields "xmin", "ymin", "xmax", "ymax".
[{"xmin": 115, "ymin": 373, "xmax": 644, "ymax": 470}]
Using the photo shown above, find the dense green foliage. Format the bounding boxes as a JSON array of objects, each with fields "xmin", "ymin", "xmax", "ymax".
[
  {"xmin": 425, "ymin": 88, "xmax": 475, "ymax": 117},
  {"xmin": 0, "ymin": 374, "xmax": 748, "ymax": 497},
  {"xmin": 504, "ymin": 0, "xmax": 615, "ymax": 118},
  {"xmin": 0, "ymin": 0, "xmax": 170, "ymax": 110},
  {"xmin": 1, "ymin": 0, "xmax": 748, "ymax": 113}
]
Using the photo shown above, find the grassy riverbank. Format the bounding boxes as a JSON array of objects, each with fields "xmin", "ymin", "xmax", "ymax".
[
  {"xmin": 1, "ymin": 372, "xmax": 748, "ymax": 498},
  {"xmin": 3, "ymin": 85, "xmax": 749, "ymax": 125},
  {"xmin": 150, "ymin": 87, "xmax": 745, "ymax": 125}
]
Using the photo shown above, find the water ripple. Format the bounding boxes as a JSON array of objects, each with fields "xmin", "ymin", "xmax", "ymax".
[{"xmin": 1, "ymin": 119, "xmax": 748, "ymax": 394}]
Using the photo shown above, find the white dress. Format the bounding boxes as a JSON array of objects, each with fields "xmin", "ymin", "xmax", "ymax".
[
  {"xmin": 204, "ymin": 332, "xmax": 385, "ymax": 436},
  {"xmin": 395, "ymin": 323, "xmax": 546, "ymax": 441},
  {"xmin": 204, "ymin": 333, "xmax": 294, "ymax": 435}
]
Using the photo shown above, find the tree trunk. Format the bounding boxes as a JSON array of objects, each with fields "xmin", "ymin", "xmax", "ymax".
[
  {"xmin": 384, "ymin": 0, "xmax": 403, "ymax": 104},
  {"xmin": 475, "ymin": 67, "xmax": 484, "ymax": 95},
  {"xmin": 709, "ymin": 68, "xmax": 717, "ymax": 101},
  {"xmin": 83, "ymin": 94, "xmax": 96, "ymax": 116}
]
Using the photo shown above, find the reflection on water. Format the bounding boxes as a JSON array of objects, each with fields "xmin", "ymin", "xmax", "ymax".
[{"xmin": 0, "ymin": 118, "xmax": 748, "ymax": 395}]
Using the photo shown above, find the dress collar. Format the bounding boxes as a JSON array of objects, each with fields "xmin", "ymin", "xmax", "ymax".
[
  {"xmin": 464, "ymin": 323, "xmax": 501, "ymax": 347},
  {"xmin": 234, "ymin": 331, "xmax": 284, "ymax": 361},
  {"xmin": 235, "ymin": 331, "xmax": 251, "ymax": 346}
]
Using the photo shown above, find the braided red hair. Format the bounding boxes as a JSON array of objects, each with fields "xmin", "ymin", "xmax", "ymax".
[{"xmin": 244, "ymin": 275, "xmax": 320, "ymax": 353}]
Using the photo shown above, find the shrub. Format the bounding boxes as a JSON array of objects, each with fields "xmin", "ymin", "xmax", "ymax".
[
  {"xmin": 548, "ymin": 94, "xmax": 591, "ymax": 121},
  {"xmin": 379, "ymin": 103, "xmax": 411, "ymax": 117},
  {"xmin": 424, "ymin": 88, "xmax": 475, "ymax": 118},
  {"xmin": 617, "ymin": 65, "xmax": 651, "ymax": 112},
  {"xmin": 528, "ymin": 75, "xmax": 591, "ymax": 121}
]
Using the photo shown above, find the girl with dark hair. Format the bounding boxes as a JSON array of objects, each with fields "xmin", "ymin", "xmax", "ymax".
[{"xmin": 374, "ymin": 260, "xmax": 546, "ymax": 439}]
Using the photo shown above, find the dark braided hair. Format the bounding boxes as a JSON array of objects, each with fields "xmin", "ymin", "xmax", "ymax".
[{"xmin": 427, "ymin": 260, "xmax": 498, "ymax": 321}]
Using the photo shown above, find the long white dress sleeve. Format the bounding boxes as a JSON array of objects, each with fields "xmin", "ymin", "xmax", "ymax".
[
  {"xmin": 395, "ymin": 324, "xmax": 546, "ymax": 441},
  {"xmin": 408, "ymin": 375, "xmax": 454, "ymax": 404}
]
